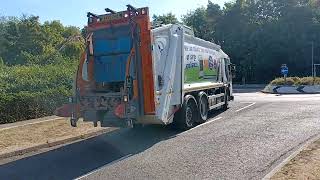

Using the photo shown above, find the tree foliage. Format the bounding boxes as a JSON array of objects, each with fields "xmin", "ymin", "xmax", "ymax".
[
  {"xmin": 152, "ymin": 13, "xmax": 179, "ymax": 25},
  {"xmin": 0, "ymin": 15, "xmax": 84, "ymax": 66},
  {"xmin": 0, "ymin": 15, "xmax": 82, "ymax": 123},
  {"xmin": 183, "ymin": 7, "xmax": 210, "ymax": 40},
  {"xmin": 183, "ymin": 0, "xmax": 320, "ymax": 83}
]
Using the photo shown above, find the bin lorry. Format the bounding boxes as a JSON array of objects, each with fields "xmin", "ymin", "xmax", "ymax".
[{"xmin": 56, "ymin": 5, "xmax": 235, "ymax": 130}]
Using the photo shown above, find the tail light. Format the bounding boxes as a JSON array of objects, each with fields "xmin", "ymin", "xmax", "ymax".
[{"xmin": 114, "ymin": 103, "xmax": 125, "ymax": 118}]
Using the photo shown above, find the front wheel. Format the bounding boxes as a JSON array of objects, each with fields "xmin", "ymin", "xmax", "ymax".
[{"xmin": 174, "ymin": 95, "xmax": 198, "ymax": 130}]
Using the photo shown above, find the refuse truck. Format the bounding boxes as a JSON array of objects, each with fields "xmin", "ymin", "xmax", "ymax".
[{"xmin": 56, "ymin": 5, "xmax": 235, "ymax": 130}]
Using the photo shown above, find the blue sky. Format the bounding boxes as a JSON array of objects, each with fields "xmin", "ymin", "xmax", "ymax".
[{"xmin": 0, "ymin": 0, "xmax": 229, "ymax": 28}]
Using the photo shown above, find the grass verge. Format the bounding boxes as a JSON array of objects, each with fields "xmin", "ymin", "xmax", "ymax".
[
  {"xmin": 271, "ymin": 139, "xmax": 320, "ymax": 179},
  {"xmin": 0, "ymin": 118, "xmax": 107, "ymax": 155}
]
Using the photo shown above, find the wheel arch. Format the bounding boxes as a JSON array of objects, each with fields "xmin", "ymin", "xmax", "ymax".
[
  {"xmin": 198, "ymin": 91, "xmax": 208, "ymax": 102},
  {"xmin": 184, "ymin": 94, "xmax": 198, "ymax": 109}
]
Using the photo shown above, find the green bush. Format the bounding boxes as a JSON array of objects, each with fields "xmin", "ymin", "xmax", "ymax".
[
  {"xmin": 1, "ymin": 63, "xmax": 76, "ymax": 93},
  {"xmin": 299, "ymin": 77, "xmax": 319, "ymax": 85},
  {"xmin": 269, "ymin": 77, "xmax": 320, "ymax": 86},
  {"xmin": 291, "ymin": 77, "xmax": 300, "ymax": 84},
  {"xmin": 0, "ymin": 16, "xmax": 83, "ymax": 124},
  {"xmin": 270, "ymin": 77, "xmax": 294, "ymax": 86},
  {"xmin": 0, "ymin": 62, "xmax": 77, "ymax": 124},
  {"xmin": 0, "ymin": 88, "xmax": 71, "ymax": 124}
]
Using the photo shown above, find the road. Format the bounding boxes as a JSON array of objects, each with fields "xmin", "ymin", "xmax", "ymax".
[{"xmin": 1, "ymin": 88, "xmax": 320, "ymax": 180}]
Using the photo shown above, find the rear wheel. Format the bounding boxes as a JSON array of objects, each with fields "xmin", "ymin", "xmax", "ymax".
[
  {"xmin": 174, "ymin": 95, "xmax": 198, "ymax": 130},
  {"xmin": 198, "ymin": 92, "xmax": 209, "ymax": 123},
  {"xmin": 222, "ymin": 88, "xmax": 229, "ymax": 110}
]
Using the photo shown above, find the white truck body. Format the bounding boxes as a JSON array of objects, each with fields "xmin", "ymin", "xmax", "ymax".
[{"xmin": 152, "ymin": 24, "xmax": 233, "ymax": 125}]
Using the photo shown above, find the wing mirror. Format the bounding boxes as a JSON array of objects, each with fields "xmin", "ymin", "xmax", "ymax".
[{"xmin": 230, "ymin": 64, "xmax": 236, "ymax": 78}]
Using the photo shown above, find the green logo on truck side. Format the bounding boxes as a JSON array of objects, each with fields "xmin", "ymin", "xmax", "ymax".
[{"xmin": 184, "ymin": 43, "xmax": 220, "ymax": 84}]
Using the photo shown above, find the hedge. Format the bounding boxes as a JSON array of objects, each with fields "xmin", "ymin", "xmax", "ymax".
[
  {"xmin": 0, "ymin": 88, "xmax": 71, "ymax": 124},
  {"xmin": 0, "ymin": 63, "xmax": 76, "ymax": 124},
  {"xmin": 270, "ymin": 77, "xmax": 320, "ymax": 86}
]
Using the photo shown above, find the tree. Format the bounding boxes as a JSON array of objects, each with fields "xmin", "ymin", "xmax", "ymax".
[
  {"xmin": 181, "ymin": 0, "xmax": 320, "ymax": 83},
  {"xmin": 0, "ymin": 15, "xmax": 85, "ymax": 66},
  {"xmin": 152, "ymin": 13, "xmax": 179, "ymax": 25},
  {"xmin": 207, "ymin": 1, "xmax": 223, "ymax": 24},
  {"xmin": 182, "ymin": 7, "xmax": 209, "ymax": 40}
]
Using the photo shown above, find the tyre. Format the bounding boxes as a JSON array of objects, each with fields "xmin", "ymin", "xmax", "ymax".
[
  {"xmin": 222, "ymin": 88, "xmax": 229, "ymax": 110},
  {"xmin": 174, "ymin": 95, "xmax": 198, "ymax": 130},
  {"xmin": 70, "ymin": 118, "xmax": 77, "ymax": 127},
  {"xmin": 198, "ymin": 92, "xmax": 209, "ymax": 123}
]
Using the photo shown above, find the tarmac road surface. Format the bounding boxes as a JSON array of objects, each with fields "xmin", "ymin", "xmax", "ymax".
[{"xmin": 1, "ymin": 88, "xmax": 320, "ymax": 180}]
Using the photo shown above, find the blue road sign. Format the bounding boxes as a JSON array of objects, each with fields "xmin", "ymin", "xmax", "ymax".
[{"xmin": 281, "ymin": 66, "xmax": 288, "ymax": 75}]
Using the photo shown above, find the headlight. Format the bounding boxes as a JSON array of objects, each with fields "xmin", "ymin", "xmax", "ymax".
[{"xmin": 123, "ymin": 95, "xmax": 128, "ymax": 102}]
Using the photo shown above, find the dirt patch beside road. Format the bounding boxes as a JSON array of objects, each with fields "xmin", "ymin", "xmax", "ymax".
[
  {"xmin": 271, "ymin": 139, "xmax": 320, "ymax": 179},
  {"xmin": 0, "ymin": 118, "xmax": 108, "ymax": 155}
]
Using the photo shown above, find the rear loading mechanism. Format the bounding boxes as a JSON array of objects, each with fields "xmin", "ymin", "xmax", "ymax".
[{"xmin": 55, "ymin": 5, "xmax": 234, "ymax": 130}]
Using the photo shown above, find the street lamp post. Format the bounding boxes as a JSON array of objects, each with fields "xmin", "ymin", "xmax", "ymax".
[
  {"xmin": 312, "ymin": 41, "xmax": 314, "ymax": 78},
  {"xmin": 314, "ymin": 64, "xmax": 320, "ymax": 77}
]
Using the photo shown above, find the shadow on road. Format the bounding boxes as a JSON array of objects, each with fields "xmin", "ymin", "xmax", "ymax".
[
  {"xmin": 0, "ymin": 125, "xmax": 179, "ymax": 180},
  {"xmin": 0, "ymin": 110, "xmax": 224, "ymax": 180}
]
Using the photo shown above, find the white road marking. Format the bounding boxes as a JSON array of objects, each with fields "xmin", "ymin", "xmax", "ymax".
[
  {"xmin": 75, "ymin": 154, "xmax": 133, "ymax": 180},
  {"xmin": 180, "ymin": 117, "xmax": 223, "ymax": 135},
  {"xmin": 193, "ymin": 117, "xmax": 223, "ymax": 130},
  {"xmin": 235, "ymin": 102, "xmax": 256, "ymax": 112},
  {"xmin": 0, "ymin": 117, "xmax": 63, "ymax": 131}
]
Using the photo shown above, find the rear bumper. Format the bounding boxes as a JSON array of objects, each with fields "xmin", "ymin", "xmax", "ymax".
[
  {"xmin": 82, "ymin": 110, "xmax": 130, "ymax": 128},
  {"xmin": 100, "ymin": 118, "xmax": 129, "ymax": 127},
  {"xmin": 82, "ymin": 110, "xmax": 163, "ymax": 127}
]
